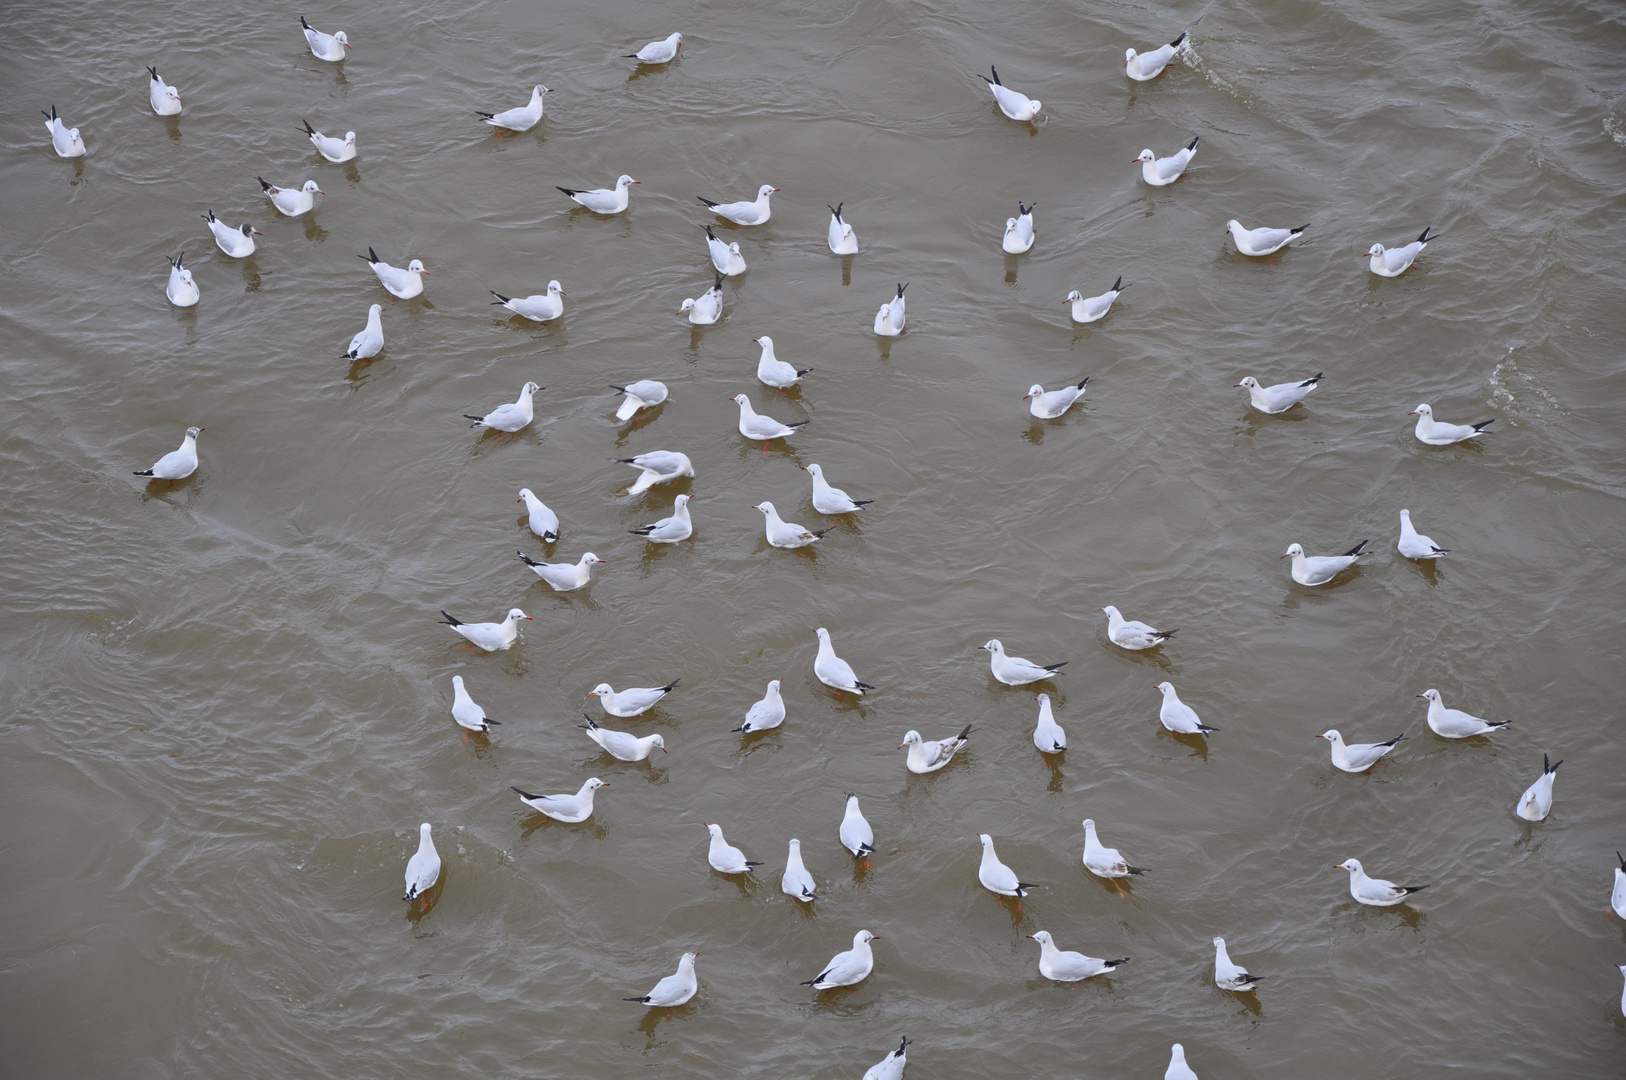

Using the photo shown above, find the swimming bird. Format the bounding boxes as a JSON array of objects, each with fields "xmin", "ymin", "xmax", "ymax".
[
  {"xmin": 630, "ymin": 494, "xmax": 692, "ymax": 544},
  {"xmin": 1103, "ymin": 605, "xmax": 1177, "ymax": 650},
  {"xmin": 1027, "ymin": 930, "xmax": 1128, "ymax": 981},
  {"xmin": 827, "ymin": 203, "xmax": 858, "ymax": 254},
  {"xmin": 863, "ymin": 1037, "xmax": 909, "ymax": 1080},
  {"xmin": 1515, "ymin": 754, "xmax": 1561, "ymax": 822},
  {"xmin": 516, "ymin": 550, "xmax": 602, "ymax": 591},
  {"xmin": 301, "ymin": 119, "xmax": 356, "ymax": 162},
  {"xmin": 1155, "ymin": 682, "xmax": 1217, "ymax": 736},
  {"xmin": 359, "ymin": 247, "xmax": 428, "ymax": 299},
  {"xmin": 981, "ymin": 639, "xmax": 1066, "ymax": 686},
  {"xmin": 624, "ymin": 952, "xmax": 697, "ymax": 1006},
  {"xmin": 611, "ymin": 380, "xmax": 669, "ymax": 422},
  {"xmin": 1397, "ymin": 509, "xmax": 1449, "ymax": 559},
  {"xmin": 1002, "ymin": 202, "xmax": 1036, "ymax": 254},
  {"xmin": 344, "ymin": 304, "xmax": 383, "ymax": 360},
  {"xmin": 733, "ymin": 394, "xmax": 806, "ymax": 445},
  {"xmin": 626, "ymin": 32, "xmax": 682, "ymax": 63},
  {"xmin": 782, "ymin": 838, "xmax": 818, "ymax": 901},
  {"xmin": 680, "ymin": 274, "xmax": 725, "ymax": 324},
  {"xmin": 1166, "ymin": 1043, "xmax": 1199, "ymax": 1080},
  {"xmin": 874, "ymin": 282, "xmax": 907, "ymax": 336},
  {"xmin": 490, "ymin": 282, "xmax": 564, "ymax": 322},
  {"xmin": 1612, "ymin": 854, "xmax": 1626, "ymax": 919},
  {"xmin": 1410, "ymin": 403, "xmax": 1493, "ymax": 445},
  {"xmin": 164, "ymin": 253, "xmax": 198, "ymax": 308},
  {"xmin": 42, "ymin": 106, "xmax": 84, "ymax": 158},
  {"xmin": 134, "ymin": 426, "xmax": 202, "ymax": 479},
  {"xmin": 815, "ymin": 628, "xmax": 873, "ymax": 695},
  {"xmin": 300, "ymin": 16, "xmax": 350, "ymax": 61},
  {"xmin": 976, "ymin": 834, "xmax": 1035, "ymax": 897},
  {"xmin": 1366, "ymin": 227, "xmax": 1436, "ymax": 277},
  {"xmin": 581, "ymin": 715, "xmax": 666, "ymax": 762},
  {"xmin": 1025, "ymin": 379, "xmax": 1089, "ymax": 419},
  {"xmin": 450, "ymin": 675, "xmax": 499, "ymax": 732},
  {"xmin": 465, "ymin": 382, "xmax": 540, "ymax": 432},
  {"xmin": 706, "ymin": 823, "xmax": 760, "ymax": 874},
  {"xmin": 203, "ymin": 210, "xmax": 260, "ymax": 258},
  {"xmin": 1418, "ymin": 688, "xmax": 1507, "ymax": 739},
  {"xmin": 1031, "ymin": 693, "xmax": 1066, "ymax": 752},
  {"xmin": 146, "ymin": 66, "xmax": 181, "ymax": 115},
  {"xmin": 805, "ymin": 463, "xmax": 870, "ymax": 514},
  {"xmin": 517, "ymin": 488, "xmax": 559, "ymax": 542},
  {"xmin": 840, "ymin": 793, "xmax": 874, "ymax": 857},
  {"xmin": 258, "ymin": 176, "xmax": 322, "ymax": 216},
  {"xmin": 1318, "ymin": 729, "xmax": 1404, "ymax": 773},
  {"xmin": 754, "ymin": 336, "xmax": 811, "ymax": 389},
  {"xmin": 511, "ymin": 777, "xmax": 606, "ymax": 823},
  {"xmin": 616, "ymin": 450, "xmax": 694, "ymax": 494},
  {"xmin": 975, "ymin": 65, "xmax": 1040, "ymax": 121},
  {"xmin": 478, "ymin": 84, "xmax": 550, "ymax": 132},
  {"xmin": 1134, "ymin": 137, "xmax": 1198, "ymax": 186},
  {"xmin": 1282, "ymin": 540, "xmax": 1368, "ymax": 586},
  {"xmin": 590, "ymin": 680, "xmax": 679, "ymax": 718},
  {"xmin": 1212, "ymin": 937, "xmax": 1263, "ymax": 992},
  {"xmin": 1066, "ymin": 278, "xmax": 1127, "ymax": 323},
  {"xmin": 1335, "ymin": 857, "xmax": 1427, "ymax": 907},
  {"xmin": 755, "ymin": 501, "xmax": 829, "ymax": 549},
  {"xmin": 440, "ymin": 608, "xmax": 530, "ymax": 651},
  {"xmin": 1226, "ymin": 220, "xmax": 1308, "ymax": 256},
  {"xmin": 1236, "ymin": 373, "xmax": 1321, "ymax": 413},
  {"xmin": 1081, "ymin": 819, "xmax": 1148, "ymax": 879},
  {"xmin": 557, "ymin": 174, "xmax": 638, "ymax": 214},
  {"xmin": 705, "ymin": 224, "xmax": 747, "ymax": 276},
  {"xmin": 403, "ymin": 823, "xmax": 440, "ymax": 900},
  {"xmin": 801, "ymin": 930, "xmax": 876, "ymax": 989},
  {"xmin": 1125, "ymin": 31, "xmax": 1187, "ymax": 80},
  {"xmin": 700, "ymin": 185, "xmax": 778, "ymax": 226},
  {"xmin": 901, "ymin": 726, "xmax": 973, "ymax": 774},
  {"xmin": 734, "ymin": 680, "xmax": 785, "ymax": 733}
]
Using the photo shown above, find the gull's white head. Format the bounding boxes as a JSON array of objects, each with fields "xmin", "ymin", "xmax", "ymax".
[
  {"xmin": 406, "ymin": 259, "xmax": 427, "ymax": 275},
  {"xmin": 1212, "ymin": 936, "xmax": 1226, "ymax": 948},
  {"xmin": 705, "ymin": 822, "xmax": 724, "ymax": 837},
  {"xmin": 1336, "ymin": 858, "xmax": 1362, "ymax": 873},
  {"xmin": 1027, "ymin": 100, "xmax": 1042, "ymax": 115},
  {"xmin": 673, "ymin": 494, "xmax": 691, "ymax": 507},
  {"xmin": 616, "ymin": 174, "xmax": 640, "ymax": 188},
  {"xmin": 1155, "ymin": 681, "xmax": 1174, "ymax": 694},
  {"xmin": 980, "ymin": 639, "xmax": 1003, "ymax": 653},
  {"xmin": 1418, "ymin": 688, "xmax": 1440, "ymax": 702},
  {"xmin": 755, "ymin": 335, "xmax": 774, "ymax": 351},
  {"xmin": 816, "ymin": 627, "xmax": 829, "ymax": 641},
  {"xmin": 521, "ymin": 381, "xmax": 541, "ymax": 396},
  {"xmin": 1400, "ymin": 508, "xmax": 1413, "ymax": 521},
  {"xmin": 452, "ymin": 674, "xmax": 465, "ymax": 689},
  {"xmin": 1318, "ymin": 729, "xmax": 1343, "ymax": 743},
  {"xmin": 1064, "ymin": 290, "xmax": 1083, "ymax": 304},
  {"xmin": 1023, "ymin": 384, "xmax": 1045, "ymax": 400},
  {"xmin": 367, "ymin": 303, "xmax": 382, "ymax": 317},
  {"xmin": 1410, "ymin": 403, "xmax": 1432, "ymax": 417},
  {"xmin": 679, "ymin": 299, "xmax": 696, "ymax": 313},
  {"xmin": 1005, "ymin": 217, "xmax": 1018, "ymax": 233},
  {"xmin": 1236, "ymin": 376, "xmax": 1259, "ymax": 389},
  {"xmin": 547, "ymin": 280, "xmax": 564, "ymax": 295},
  {"xmin": 580, "ymin": 552, "xmax": 603, "ymax": 565},
  {"xmin": 767, "ymin": 679, "xmax": 781, "ymax": 691},
  {"xmin": 753, "ymin": 501, "xmax": 777, "ymax": 516},
  {"xmin": 1124, "ymin": 48, "xmax": 1139, "ymax": 64},
  {"xmin": 589, "ymin": 683, "xmax": 614, "ymax": 697},
  {"xmin": 1028, "ymin": 929, "xmax": 1054, "ymax": 945},
  {"xmin": 532, "ymin": 84, "xmax": 550, "ymax": 98},
  {"xmin": 899, "ymin": 730, "xmax": 922, "ymax": 747},
  {"xmin": 729, "ymin": 241, "xmax": 742, "ymax": 257},
  {"xmin": 1366, "ymin": 243, "xmax": 1386, "ymax": 257},
  {"xmin": 804, "ymin": 462, "xmax": 822, "ymax": 477},
  {"xmin": 1282, "ymin": 543, "xmax": 1304, "ymax": 558},
  {"xmin": 334, "ymin": 30, "xmax": 351, "ymax": 47},
  {"xmin": 505, "ymin": 608, "xmax": 532, "ymax": 622},
  {"xmin": 184, "ymin": 426, "xmax": 203, "ymax": 440},
  {"xmin": 584, "ymin": 777, "xmax": 607, "ymax": 791},
  {"xmin": 855, "ymin": 930, "xmax": 875, "ymax": 945},
  {"xmin": 757, "ymin": 184, "xmax": 779, "ymax": 200},
  {"xmin": 731, "ymin": 393, "xmax": 751, "ymax": 407},
  {"xmin": 1102, "ymin": 605, "xmax": 1121, "ymax": 618},
  {"xmin": 343, "ymin": 131, "xmax": 356, "ymax": 145},
  {"xmin": 977, "ymin": 833, "xmax": 993, "ymax": 846},
  {"xmin": 1135, "ymin": 149, "xmax": 1156, "ymax": 163},
  {"xmin": 302, "ymin": 180, "xmax": 324, "ymax": 195}
]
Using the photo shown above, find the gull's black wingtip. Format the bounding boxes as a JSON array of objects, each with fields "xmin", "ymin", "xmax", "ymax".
[
  {"xmin": 147, "ymin": 65, "xmax": 158, "ymax": 79},
  {"xmin": 696, "ymin": 195, "xmax": 719, "ymax": 208},
  {"xmin": 439, "ymin": 610, "xmax": 462, "ymax": 625},
  {"xmin": 1170, "ymin": 30, "xmax": 1188, "ymax": 47},
  {"xmin": 1186, "ymin": 135, "xmax": 1200, "ymax": 151}
]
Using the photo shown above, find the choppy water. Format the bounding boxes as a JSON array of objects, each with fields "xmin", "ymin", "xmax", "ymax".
[{"xmin": 4, "ymin": 0, "xmax": 1626, "ymax": 1076}]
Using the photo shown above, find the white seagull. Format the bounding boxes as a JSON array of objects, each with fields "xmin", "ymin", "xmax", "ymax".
[
  {"xmin": 706, "ymin": 823, "xmax": 760, "ymax": 874},
  {"xmin": 1082, "ymin": 819, "xmax": 1148, "ymax": 879},
  {"xmin": 1335, "ymin": 857, "xmax": 1428, "ymax": 907},
  {"xmin": 733, "ymin": 393, "xmax": 806, "ymax": 445},
  {"xmin": 302, "ymin": 119, "xmax": 356, "ymax": 162},
  {"xmin": 782, "ymin": 838, "xmax": 818, "ymax": 902},
  {"xmin": 146, "ymin": 67, "xmax": 182, "ymax": 115},
  {"xmin": 478, "ymin": 84, "xmax": 550, "ymax": 132},
  {"xmin": 976, "ymin": 834, "xmax": 1035, "ymax": 897},
  {"xmin": 581, "ymin": 715, "xmax": 666, "ymax": 762},
  {"xmin": 517, "ymin": 488, "xmax": 559, "ymax": 542},
  {"xmin": 680, "ymin": 274, "xmax": 725, "ymax": 325},
  {"xmin": 557, "ymin": 174, "xmax": 638, "ymax": 214},
  {"xmin": 1212, "ymin": 936, "xmax": 1263, "ymax": 992},
  {"xmin": 626, "ymin": 32, "xmax": 682, "ymax": 64},
  {"xmin": 754, "ymin": 336, "xmax": 811, "ymax": 389},
  {"xmin": 300, "ymin": 16, "xmax": 350, "ymax": 61},
  {"xmin": 344, "ymin": 303, "xmax": 383, "ymax": 360},
  {"xmin": 1318, "ymin": 729, "xmax": 1405, "ymax": 773},
  {"xmin": 611, "ymin": 380, "xmax": 669, "ymax": 422},
  {"xmin": 517, "ymin": 550, "xmax": 602, "ymax": 591},
  {"xmin": 624, "ymin": 952, "xmax": 697, "ymax": 1007},
  {"xmin": 133, "ymin": 426, "xmax": 202, "ymax": 480},
  {"xmin": 706, "ymin": 224, "xmax": 748, "ymax": 276},
  {"xmin": 863, "ymin": 1038, "xmax": 909, "ymax": 1080},
  {"xmin": 359, "ymin": 247, "xmax": 427, "ymax": 299},
  {"xmin": 403, "ymin": 823, "xmax": 440, "ymax": 900},
  {"xmin": 1125, "ymin": 31, "xmax": 1187, "ymax": 80},
  {"xmin": 450, "ymin": 675, "xmax": 499, "ymax": 732},
  {"xmin": 1166, "ymin": 1043, "xmax": 1199, "ymax": 1080},
  {"xmin": 1618, "ymin": 965, "xmax": 1626, "ymax": 1019},
  {"xmin": 874, "ymin": 282, "xmax": 907, "ymax": 336},
  {"xmin": 590, "ymin": 680, "xmax": 679, "ymax": 718},
  {"xmin": 42, "ymin": 106, "xmax": 84, "ymax": 158},
  {"xmin": 1514, "ymin": 754, "xmax": 1561, "ymax": 822},
  {"xmin": 733, "ymin": 680, "xmax": 785, "ymax": 733},
  {"xmin": 1027, "ymin": 930, "xmax": 1128, "ymax": 981},
  {"xmin": 202, "ymin": 210, "xmax": 260, "ymax": 258},
  {"xmin": 1032, "ymin": 693, "xmax": 1066, "ymax": 753},
  {"xmin": 616, "ymin": 450, "xmax": 694, "ymax": 494},
  {"xmin": 1226, "ymin": 219, "xmax": 1309, "ymax": 256},
  {"xmin": 755, "ymin": 501, "xmax": 829, "ymax": 549},
  {"xmin": 1066, "ymin": 278, "xmax": 1128, "ymax": 323},
  {"xmin": 1418, "ymin": 688, "xmax": 1508, "ymax": 739},
  {"xmin": 258, "ymin": 176, "xmax": 322, "ymax": 216},
  {"xmin": 901, "ymin": 725, "xmax": 973, "ymax": 774},
  {"xmin": 630, "ymin": 494, "xmax": 693, "ymax": 544},
  {"xmin": 490, "ymin": 282, "xmax": 564, "ymax": 322},
  {"xmin": 840, "ymin": 793, "xmax": 874, "ymax": 858},
  {"xmin": 1236, "ymin": 373, "xmax": 1321, "ymax": 414},
  {"xmin": 1366, "ymin": 227, "xmax": 1436, "ymax": 277},
  {"xmin": 806, "ymin": 463, "xmax": 870, "ymax": 514},
  {"xmin": 1411, "ymin": 403, "xmax": 1493, "ymax": 445},
  {"xmin": 1134, "ymin": 137, "xmax": 1198, "ymax": 186},
  {"xmin": 1103, "ymin": 605, "xmax": 1177, "ymax": 650},
  {"xmin": 1025, "ymin": 378, "xmax": 1090, "ymax": 419},
  {"xmin": 164, "ymin": 253, "xmax": 199, "ymax": 308},
  {"xmin": 511, "ymin": 777, "xmax": 606, "ymax": 823},
  {"xmin": 815, "ymin": 628, "xmax": 874, "ymax": 695},
  {"xmin": 801, "ymin": 930, "xmax": 876, "ymax": 990},
  {"xmin": 1001, "ymin": 202, "xmax": 1036, "ymax": 254},
  {"xmin": 1611, "ymin": 854, "xmax": 1626, "ymax": 920},
  {"xmin": 827, "ymin": 203, "xmax": 858, "ymax": 254},
  {"xmin": 975, "ymin": 65, "xmax": 1040, "ymax": 121},
  {"xmin": 1155, "ymin": 682, "xmax": 1217, "ymax": 736},
  {"xmin": 981, "ymin": 639, "xmax": 1066, "ymax": 686},
  {"xmin": 1397, "ymin": 509, "xmax": 1449, "ymax": 559},
  {"xmin": 466, "ymin": 381, "xmax": 540, "ymax": 432},
  {"xmin": 440, "ymin": 608, "xmax": 530, "ymax": 651},
  {"xmin": 1282, "ymin": 539, "xmax": 1368, "ymax": 586},
  {"xmin": 698, "ymin": 184, "xmax": 777, "ymax": 226}
]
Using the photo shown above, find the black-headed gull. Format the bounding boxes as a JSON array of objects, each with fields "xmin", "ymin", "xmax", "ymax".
[
  {"xmin": 1236, "ymin": 372, "xmax": 1320, "ymax": 414},
  {"xmin": 1082, "ymin": 819, "xmax": 1147, "ymax": 879},
  {"xmin": 344, "ymin": 304, "xmax": 383, "ymax": 360},
  {"xmin": 754, "ymin": 336, "xmax": 810, "ymax": 389},
  {"xmin": 1166, "ymin": 1043, "xmax": 1199, "ymax": 1080},
  {"xmin": 511, "ymin": 777, "xmax": 606, "ymax": 823},
  {"xmin": 815, "ymin": 628, "xmax": 874, "ymax": 695},
  {"xmin": 626, "ymin": 32, "xmax": 682, "ymax": 63},
  {"xmin": 146, "ymin": 66, "xmax": 182, "ymax": 115},
  {"xmin": 300, "ymin": 16, "xmax": 350, "ymax": 61},
  {"xmin": 491, "ymin": 282, "xmax": 564, "ymax": 322},
  {"xmin": 801, "ymin": 930, "xmax": 876, "ymax": 989},
  {"xmin": 863, "ymin": 1037, "xmax": 909, "ymax": 1080},
  {"xmin": 630, "ymin": 494, "xmax": 692, "ymax": 543},
  {"xmin": 782, "ymin": 838, "xmax": 818, "ymax": 901},
  {"xmin": 1001, "ymin": 202, "xmax": 1036, "ymax": 254},
  {"xmin": 706, "ymin": 823, "xmax": 760, "ymax": 874},
  {"xmin": 1335, "ymin": 857, "xmax": 1427, "ymax": 907},
  {"xmin": 805, "ymin": 464, "xmax": 870, "ymax": 514},
  {"xmin": 1515, "ymin": 754, "xmax": 1560, "ymax": 822},
  {"xmin": 612, "ymin": 380, "xmax": 669, "ymax": 422},
  {"xmin": 977, "ymin": 834, "xmax": 1036, "ymax": 897},
  {"xmin": 874, "ymin": 282, "xmax": 907, "ymax": 336},
  {"xmin": 164, "ymin": 253, "xmax": 199, "ymax": 308},
  {"xmin": 1611, "ymin": 854, "xmax": 1626, "ymax": 919},
  {"xmin": 1125, "ymin": 31, "xmax": 1187, "ymax": 80},
  {"xmin": 840, "ymin": 793, "xmax": 874, "ymax": 858},
  {"xmin": 975, "ymin": 65, "xmax": 1040, "ymax": 121},
  {"xmin": 901, "ymin": 726, "xmax": 972, "ymax": 774},
  {"xmin": 478, "ymin": 84, "xmax": 550, "ymax": 132},
  {"xmin": 827, "ymin": 203, "xmax": 858, "ymax": 255},
  {"xmin": 981, "ymin": 639, "xmax": 1065, "ymax": 686},
  {"xmin": 258, "ymin": 176, "xmax": 322, "ymax": 216},
  {"xmin": 699, "ymin": 184, "xmax": 777, "ymax": 226},
  {"xmin": 1397, "ymin": 509, "xmax": 1448, "ymax": 559},
  {"xmin": 1317, "ymin": 729, "xmax": 1404, "ymax": 773},
  {"xmin": 733, "ymin": 393, "xmax": 806, "ymax": 445},
  {"xmin": 1411, "ymin": 403, "xmax": 1493, "ymax": 445},
  {"xmin": 403, "ymin": 823, "xmax": 440, "ymax": 900},
  {"xmin": 1418, "ymin": 688, "xmax": 1507, "ymax": 738},
  {"xmin": 755, "ymin": 501, "xmax": 828, "ymax": 548},
  {"xmin": 1027, "ymin": 930, "xmax": 1128, "ymax": 980},
  {"xmin": 441, "ymin": 608, "xmax": 530, "ymax": 651},
  {"xmin": 1025, "ymin": 378, "xmax": 1089, "ymax": 419},
  {"xmin": 134, "ymin": 426, "xmax": 202, "ymax": 479},
  {"xmin": 359, "ymin": 247, "xmax": 427, "ymax": 299},
  {"xmin": 1103, "ymin": 605, "xmax": 1177, "ymax": 650},
  {"xmin": 203, "ymin": 210, "xmax": 260, "ymax": 258},
  {"xmin": 1366, "ymin": 227, "xmax": 1436, "ymax": 277},
  {"xmin": 1282, "ymin": 539, "xmax": 1368, "ymax": 586},
  {"xmin": 581, "ymin": 715, "xmax": 666, "ymax": 761},
  {"xmin": 1032, "ymin": 693, "xmax": 1066, "ymax": 752},
  {"xmin": 557, "ymin": 174, "xmax": 638, "ymax": 214},
  {"xmin": 706, "ymin": 224, "xmax": 747, "ymax": 276},
  {"xmin": 1134, "ymin": 137, "xmax": 1198, "ymax": 186},
  {"xmin": 466, "ymin": 382, "xmax": 540, "ymax": 432},
  {"xmin": 1226, "ymin": 220, "xmax": 1308, "ymax": 256},
  {"xmin": 42, "ymin": 106, "xmax": 84, "ymax": 157},
  {"xmin": 680, "ymin": 274, "xmax": 724, "ymax": 325},
  {"xmin": 302, "ymin": 119, "xmax": 356, "ymax": 162},
  {"xmin": 1066, "ymin": 278, "xmax": 1127, "ymax": 323},
  {"xmin": 734, "ymin": 680, "xmax": 785, "ymax": 733},
  {"xmin": 450, "ymin": 675, "xmax": 499, "ymax": 732},
  {"xmin": 1155, "ymin": 682, "xmax": 1217, "ymax": 736},
  {"xmin": 617, "ymin": 450, "xmax": 694, "ymax": 494},
  {"xmin": 590, "ymin": 680, "xmax": 679, "ymax": 717},
  {"xmin": 1212, "ymin": 937, "xmax": 1263, "ymax": 992},
  {"xmin": 517, "ymin": 550, "xmax": 602, "ymax": 591},
  {"xmin": 518, "ymin": 488, "xmax": 559, "ymax": 541},
  {"xmin": 624, "ymin": 952, "xmax": 697, "ymax": 1006}
]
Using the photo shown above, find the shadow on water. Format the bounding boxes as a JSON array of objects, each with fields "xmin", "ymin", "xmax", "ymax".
[{"xmin": 839, "ymin": 255, "xmax": 854, "ymax": 286}]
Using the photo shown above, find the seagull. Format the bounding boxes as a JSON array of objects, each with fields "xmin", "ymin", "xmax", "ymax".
[
  {"xmin": 450, "ymin": 676, "xmax": 499, "ymax": 732},
  {"xmin": 1031, "ymin": 693, "xmax": 1066, "ymax": 753},
  {"xmin": 611, "ymin": 380, "xmax": 669, "ymax": 422},
  {"xmin": 706, "ymin": 224, "xmax": 748, "ymax": 276},
  {"xmin": 754, "ymin": 336, "xmax": 811, "ymax": 389},
  {"xmin": 301, "ymin": 119, "xmax": 356, "ymax": 162},
  {"xmin": 581, "ymin": 715, "xmax": 666, "ymax": 762},
  {"xmin": 981, "ymin": 639, "xmax": 1066, "ymax": 686},
  {"xmin": 1027, "ymin": 931, "xmax": 1128, "ymax": 981},
  {"xmin": 680, "ymin": 274, "xmax": 725, "ymax": 324},
  {"xmin": 1418, "ymin": 688, "xmax": 1508, "ymax": 738},
  {"xmin": 976, "ymin": 835, "xmax": 1035, "ymax": 897},
  {"xmin": 874, "ymin": 282, "xmax": 907, "ymax": 336},
  {"xmin": 1366, "ymin": 227, "xmax": 1436, "ymax": 277},
  {"xmin": 1226, "ymin": 220, "xmax": 1308, "ymax": 256},
  {"xmin": 258, "ymin": 176, "xmax": 322, "ymax": 216},
  {"xmin": 1212, "ymin": 937, "xmax": 1263, "ymax": 992},
  {"xmin": 1282, "ymin": 540, "xmax": 1368, "ymax": 586},
  {"xmin": 133, "ymin": 426, "xmax": 202, "ymax": 479},
  {"xmin": 805, "ymin": 464, "xmax": 870, "ymax": 514},
  {"xmin": 706, "ymin": 823, "xmax": 760, "ymax": 874},
  {"xmin": 440, "ymin": 608, "xmax": 530, "ymax": 651},
  {"xmin": 1065, "ymin": 278, "xmax": 1128, "ymax": 323},
  {"xmin": 698, "ymin": 184, "xmax": 778, "ymax": 226},
  {"xmin": 164, "ymin": 253, "xmax": 199, "ymax": 308},
  {"xmin": 518, "ymin": 488, "xmax": 559, "ymax": 541},
  {"xmin": 1335, "ymin": 857, "xmax": 1428, "ymax": 907},
  {"xmin": 1025, "ymin": 378, "xmax": 1090, "ymax": 419},
  {"xmin": 1103, "ymin": 605, "xmax": 1177, "ymax": 650},
  {"xmin": 1515, "ymin": 754, "xmax": 1561, "ymax": 822},
  {"xmin": 478, "ymin": 84, "xmax": 550, "ymax": 132},
  {"xmin": 557, "ymin": 174, "xmax": 638, "ymax": 214},
  {"xmin": 146, "ymin": 66, "xmax": 181, "ymax": 115},
  {"xmin": 733, "ymin": 393, "xmax": 806, "ymax": 445},
  {"xmin": 511, "ymin": 777, "xmax": 606, "ymax": 823},
  {"xmin": 1397, "ymin": 509, "xmax": 1449, "ymax": 559},
  {"xmin": 344, "ymin": 304, "xmax": 383, "ymax": 360},
  {"xmin": 800, "ymin": 930, "xmax": 876, "ymax": 989},
  {"xmin": 1081, "ymin": 819, "xmax": 1148, "ymax": 879},
  {"xmin": 1411, "ymin": 403, "xmax": 1493, "ymax": 445},
  {"xmin": 517, "ymin": 550, "xmax": 602, "ymax": 591},
  {"xmin": 616, "ymin": 450, "xmax": 694, "ymax": 494},
  {"xmin": 840, "ymin": 793, "xmax": 874, "ymax": 858},
  {"xmin": 1155, "ymin": 682, "xmax": 1217, "ymax": 736},
  {"xmin": 782, "ymin": 838, "xmax": 818, "ymax": 901},
  {"xmin": 490, "ymin": 282, "xmax": 564, "ymax": 322},
  {"xmin": 1134, "ymin": 137, "xmax": 1199, "ymax": 186},
  {"xmin": 734, "ymin": 680, "xmax": 785, "ymax": 733},
  {"xmin": 624, "ymin": 951, "xmax": 697, "ymax": 1006},
  {"xmin": 975, "ymin": 65, "xmax": 1040, "ymax": 121},
  {"xmin": 300, "ymin": 16, "xmax": 350, "ymax": 61},
  {"xmin": 626, "ymin": 32, "xmax": 682, "ymax": 63},
  {"xmin": 1236, "ymin": 373, "xmax": 1321, "ymax": 413},
  {"xmin": 1125, "ymin": 31, "xmax": 1187, "ymax": 80},
  {"xmin": 863, "ymin": 1037, "xmax": 909, "ymax": 1080},
  {"xmin": 827, "ymin": 203, "xmax": 858, "ymax": 255},
  {"xmin": 901, "ymin": 725, "xmax": 973, "ymax": 774},
  {"xmin": 1001, "ymin": 202, "xmax": 1036, "ymax": 254},
  {"xmin": 202, "ymin": 210, "xmax": 260, "ymax": 258},
  {"xmin": 590, "ymin": 680, "xmax": 679, "ymax": 718},
  {"xmin": 42, "ymin": 106, "xmax": 84, "ymax": 158},
  {"xmin": 1318, "ymin": 729, "xmax": 1405, "ymax": 773},
  {"xmin": 630, "ymin": 494, "xmax": 692, "ymax": 544},
  {"xmin": 403, "ymin": 823, "xmax": 440, "ymax": 900},
  {"xmin": 1612, "ymin": 854, "xmax": 1626, "ymax": 920},
  {"xmin": 815, "ymin": 628, "xmax": 874, "ymax": 695},
  {"xmin": 466, "ymin": 382, "xmax": 540, "ymax": 432},
  {"xmin": 1166, "ymin": 1043, "xmax": 1199, "ymax": 1080},
  {"xmin": 1618, "ymin": 965, "xmax": 1626, "ymax": 1019},
  {"xmin": 755, "ymin": 501, "xmax": 829, "ymax": 549},
  {"xmin": 359, "ymin": 247, "xmax": 428, "ymax": 299}
]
